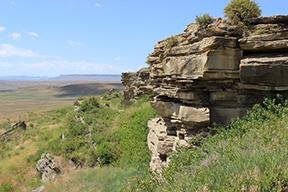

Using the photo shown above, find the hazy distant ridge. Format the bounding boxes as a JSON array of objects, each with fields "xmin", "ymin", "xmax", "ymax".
[
  {"xmin": 52, "ymin": 74, "xmax": 121, "ymax": 81},
  {"xmin": 0, "ymin": 74, "xmax": 121, "ymax": 81}
]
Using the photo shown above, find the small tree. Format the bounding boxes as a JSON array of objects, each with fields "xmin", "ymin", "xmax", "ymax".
[
  {"xmin": 195, "ymin": 14, "xmax": 215, "ymax": 28},
  {"xmin": 224, "ymin": 0, "xmax": 261, "ymax": 24}
]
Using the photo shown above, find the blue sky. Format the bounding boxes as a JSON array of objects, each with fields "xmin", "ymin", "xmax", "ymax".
[{"xmin": 0, "ymin": 0, "xmax": 287, "ymax": 76}]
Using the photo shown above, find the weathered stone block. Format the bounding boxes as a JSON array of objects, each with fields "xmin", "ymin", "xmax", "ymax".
[
  {"xmin": 240, "ymin": 56, "xmax": 288, "ymax": 86},
  {"xmin": 204, "ymin": 48, "xmax": 241, "ymax": 71},
  {"xmin": 240, "ymin": 39, "xmax": 288, "ymax": 52},
  {"xmin": 152, "ymin": 100, "xmax": 210, "ymax": 125},
  {"xmin": 239, "ymin": 31, "xmax": 288, "ymax": 42},
  {"xmin": 248, "ymin": 15, "xmax": 288, "ymax": 25},
  {"xmin": 240, "ymin": 64, "xmax": 288, "ymax": 86},
  {"xmin": 160, "ymin": 47, "xmax": 241, "ymax": 79},
  {"xmin": 168, "ymin": 36, "xmax": 238, "ymax": 56}
]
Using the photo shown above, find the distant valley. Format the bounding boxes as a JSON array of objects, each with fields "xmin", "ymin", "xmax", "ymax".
[
  {"xmin": 0, "ymin": 76, "xmax": 122, "ymax": 121},
  {"xmin": 0, "ymin": 74, "xmax": 121, "ymax": 81}
]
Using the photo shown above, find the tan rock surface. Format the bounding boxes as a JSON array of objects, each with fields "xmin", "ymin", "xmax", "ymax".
[{"xmin": 122, "ymin": 15, "xmax": 288, "ymax": 171}]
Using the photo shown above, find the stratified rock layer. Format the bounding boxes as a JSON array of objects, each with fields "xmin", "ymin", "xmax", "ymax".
[
  {"xmin": 122, "ymin": 67, "xmax": 153, "ymax": 101},
  {"xmin": 145, "ymin": 15, "xmax": 288, "ymax": 171}
]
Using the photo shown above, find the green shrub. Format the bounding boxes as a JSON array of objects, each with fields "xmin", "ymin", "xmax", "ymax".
[
  {"xmin": 195, "ymin": 14, "xmax": 215, "ymax": 28},
  {"xmin": 224, "ymin": 0, "xmax": 261, "ymax": 24},
  {"xmin": 79, "ymin": 96, "xmax": 100, "ymax": 112},
  {"xmin": 166, "ymin": 36, "xmax": 179, "ymax": 49}
]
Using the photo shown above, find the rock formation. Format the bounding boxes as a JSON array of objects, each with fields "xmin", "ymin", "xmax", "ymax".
[
  {"xmin": 145, "ymin": 15, "xmax": 288, "ymax": 171},
  {"xmin": 0, "ymin": 121, "xmax": 27, "ymax": 141},
  {"xmin": 36, "ymin": 153, "xmax": 62, "ymax": 182},
  {"xmin": 122, "ymin": 67, "xmax": 153, "ymax": 101}
]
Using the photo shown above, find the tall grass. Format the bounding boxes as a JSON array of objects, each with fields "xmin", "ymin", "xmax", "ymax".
[
  {"xmin": 135, "ymin": 97, "xmax": 288, "ymax": 191},
  {"xmin": 45, "ymin": 95, "xmax": 158, "ymax": 192}
]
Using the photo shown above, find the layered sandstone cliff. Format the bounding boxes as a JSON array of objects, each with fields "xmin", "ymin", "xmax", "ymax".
[
  {"xmin": 122, "ymin": 67, "xmax": 153, "ymax": 101},
  {"xmin": 145, "ymin": 15, "xmax": 288, "ymax": 171},
  {"xmin": 121, "ymin": 15, "xmax": 288, "ymax": 171}
]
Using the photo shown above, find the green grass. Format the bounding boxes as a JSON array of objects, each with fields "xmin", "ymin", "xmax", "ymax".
[
  {"xmin": 115, "ymin": 98, "xmax": 157, "ymax": 168},
  {"xmin": 135, "ymin": 97, "xmax": 288, "ymax": 191},
  {"xmin": 45, "ymin": 95, "xmax": 157, "ymax": 192},
  {"xmin": 0, "ymin": 106, "xmax": 71, "ymax": 191},
  {"xmin": 4, "ymin": 89, "xmax": 288, "ymax": 192},
  {"xmin": 45, "ymin": 167, "xmax": 137, "ymax": 192},
  {"xmin": 0, "ymin": 90, "xmax": 157, "ymax": 192}
]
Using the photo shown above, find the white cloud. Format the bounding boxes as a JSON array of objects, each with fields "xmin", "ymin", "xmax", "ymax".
[
  {"xmin": 114, "ymin": 57, "xmax": 121, "ymax": 61},
  {"xmin": 27, "ymin": 32, "xmax": 39, "ymax": 39},
  {"xmin": 0, "ymin": 26, "xmax": 5, "ymax": 32},
  {"xmin": 10, "ymin": 32, "xmax": 21, "ymax": 40},
  {"xmin": 94, "ymin": 3, "xmax": 102, "ymax": 7},
  {"xmin": 0, "ymin": 44, "xmax": 40, "ymax": 57},
  {"xmin": 67, "ymin": 40, "xmax": 82, "ymax": 47},
  {"xmin": 0, "ymin": 60, "xmax": 122, "ymax": 76}
]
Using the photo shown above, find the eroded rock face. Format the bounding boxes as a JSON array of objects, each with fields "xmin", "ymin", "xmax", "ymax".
[
  {"xmin": 36, "ymin": 153, "xmax": 61, "ymax": 182},
  {"xmin": 122, "ymin": 67, "xmax": 153, "ymax": 101},
  {"xmin": 147, "ymin": 118, "xmax": 192, "ymax": 171},
  {"xmin": 145, "ymin": 16, "xmax": 288, "ymax": 171}
]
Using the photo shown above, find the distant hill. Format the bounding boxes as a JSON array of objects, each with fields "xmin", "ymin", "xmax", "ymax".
[
  {"xmin": 0, "ymin": 74, "xmax": 121, "ymax": 81},
  {"xmin": 52, "ymin": 74, "xmax": 121, "ymax": 81}
]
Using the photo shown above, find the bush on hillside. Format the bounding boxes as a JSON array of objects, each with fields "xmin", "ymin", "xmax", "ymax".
[
  {"xmin": 195, "ymin": 14, "xmax": 215, "ymax": 28},
  {"xmin": 224, "ymin": 0, "xmax": 261, "ymax": 24},
  {"xmin": 79, "ymin": 96, "xmax": 100, "ymax": 112}
]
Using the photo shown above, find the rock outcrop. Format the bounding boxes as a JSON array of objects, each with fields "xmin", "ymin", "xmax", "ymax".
[
  {"xmin": 0, "ymin": 121, "xmax": 27, "ymax": 141},
  {"xmin": 145, "ymin": 15, "xmax": 288, "ymax": 171},
  {"xmin": 122, "ymin": 67, "xmax": 153, "ymax": 101},
  {"xmin": 36, "ymin": 153, "xmax": 62, "ymax": 182}
]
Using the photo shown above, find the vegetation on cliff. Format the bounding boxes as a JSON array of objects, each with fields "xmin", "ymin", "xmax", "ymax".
[
  {"xmin": 132, "ymin": 96, "xmax": 288, "ymax": 191},
  {"xmin": 224, "ymin": 0, "xmax": 262, "ymax": 24},
  {"xmin": 195, "ymin": 14, "xmax": 215, "ymax": 28}
]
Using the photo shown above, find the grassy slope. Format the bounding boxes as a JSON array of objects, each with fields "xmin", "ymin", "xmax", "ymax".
[
  {"xmin": 0, "ymin": 107, "xmax": 70, "ymax": 192},
  {"xmin": 48, "ymin": 97, "xmax": 288, "ymax": 192},
  {"xmin": 145, "ymin": 98, "xmax": 288, "ymax": 192},
  {"xmin": 45, "ymin": 97, "xmax": 157, "ymax": 192},
  {"xmin": 2, "ymin": 93, "xmax": 288, "ymax": 192},
  {"xmin": 0, "ymin": 93, "xmax": 157, "ymax": 192}
]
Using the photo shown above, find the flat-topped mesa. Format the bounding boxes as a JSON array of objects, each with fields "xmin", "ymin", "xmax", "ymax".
[{"xmin": 146, "ymin": 15, "xmax": 288, "ymax": 172}]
